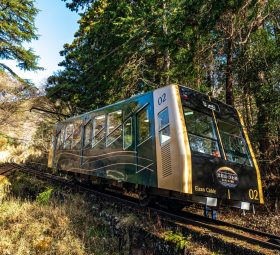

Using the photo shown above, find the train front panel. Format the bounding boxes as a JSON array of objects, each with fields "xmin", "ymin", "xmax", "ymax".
[{"xmin": 179, "ymin": 86, "xmax": 264, "ymax": 208}]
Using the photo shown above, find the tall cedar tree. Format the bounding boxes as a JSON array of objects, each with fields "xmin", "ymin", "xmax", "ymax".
[
  {"xmin": 0, "ymin": 0, "xmax": 41, "ymax": 80},
  {"xmin": 47, "ymin": 0, "xmax": 279, "ymax": 175}
]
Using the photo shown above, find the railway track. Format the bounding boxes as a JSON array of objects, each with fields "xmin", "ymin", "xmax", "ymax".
[
  {"xmin": 0, "ymin": 163, "xmax": 19, "ymax": 176},
  {"xmin": 4, "ymin": 162, "xmax": 280, "ymax": 253},
  {"xmin": 155, "ymin": 208, "xmax": 280, "ymax": 252},
  {"xmin": 178, "ymin": 210, "xmax": 280, "ymax": 246}
]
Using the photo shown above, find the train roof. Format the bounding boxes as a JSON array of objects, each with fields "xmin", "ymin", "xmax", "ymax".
[
  {"xmin": 179, "ymin": 85, "xmax": 235, "ymax": 109},
  {"xmin": 59, "ymin": 89, "xmax": 153, "ymax": 124},
  {"xmin": 58, "ymin": 84, "xmax": 235, "ymax": 125}
]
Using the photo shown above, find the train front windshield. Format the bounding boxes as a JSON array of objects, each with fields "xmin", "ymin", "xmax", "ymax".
[
  {"xmin": 183, "ymin": 106, "xmax": 252, "ymax": 166},
  {"xmin": 183, "ymin": 107, "xmax": 221, "ymax": 157},
  {"xmin": 217, "ymin": 120, "xmax": 252, "ymax": 166}
]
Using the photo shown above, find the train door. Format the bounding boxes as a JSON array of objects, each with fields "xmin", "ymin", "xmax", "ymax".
[{"xmin": 136, "ymin": 104, "xmax": 155, "ymax": 186}]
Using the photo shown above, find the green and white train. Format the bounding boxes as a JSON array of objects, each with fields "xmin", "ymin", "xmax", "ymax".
[{"xmin": 48, "ymin": 85, "xmax": 264, "ymax": 210}]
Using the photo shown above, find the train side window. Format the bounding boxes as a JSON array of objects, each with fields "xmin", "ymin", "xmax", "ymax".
[
  {"xmin": 93, "ymin": 115, "xmax": 105, "ymax": 147},
  {"xmin": 107, "ymin": 110, "xmax": 122, "ymax": 146},
  {"xmin": 60, "ymin": 128, "xmax": 65, "ymax": 149},
  {"xmin": 137, "ymin": 105, "xmax": 151, "ymax": 144},
  {"xmin": 55, "ymin": 132, "xmax": 61, "ymax": 151},
  {"xmin": 83, "ymin": 120, "xmax": 93, "ymax": 148},
  {"xmin": 64, "ymin": 124, "xmax": 74, "ymax": 149},
  {"xmin": 72, "ymin": 122, "xmax": 82, "ymax": 150},
  {"xmin": 123, "ymin": 117, "xmax": 132, "ymax": 149},
  {"xmin": 158, "ymin": 107, "xmax": 171, "ymax": 145}
]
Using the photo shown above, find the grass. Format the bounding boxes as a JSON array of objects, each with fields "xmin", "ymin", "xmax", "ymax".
[
  {"xmin": 0, "ymin": 197, "xmax": 82, "ymax": 254},
  {"xmin": 0, "ymin": 171, "xmax": 227, "ymax": 255},
  {"xmin": 0, "ymin": 174, "xmax": 119, "ymax": 255},
  {"xmin": 0, "ymin": 171, "xmax": 233, "ymax": 255}
]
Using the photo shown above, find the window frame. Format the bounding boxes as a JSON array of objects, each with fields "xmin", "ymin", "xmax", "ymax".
[
  {"xmin": 55, "ymin": 131, "xmax": 61, "ymax": 152},
  {"xmin": 137, "ymin": 104, "xmax": 151, "ymax": 146},
  {"xmin": 217, "ymin": 119, "xmax": 253, "ymax": 166},
  {"xmin": 184, "ymin": 107, "xmax": 221, "ymax": 157},
  {"xmin": 72, "ymin": 122, "xmax": 82, "ymax": 150},
  {"xmin": 83, "ymin": 119, "xmax": 93, "ymax": 148},
  {"xmin": 59, "ymin": 128, "xmax": 65, "ymax": 149},
  {"xmin": 106, "ymin": 110, "xmax": 123, "ymax": 147},
  {"xmin": 158, "ymin": 107, "xmax": 171, "ymax": 146},
  {"xmin": 64, "ymin": 124, "xmax": 74, "ymax": 150},
  {"xmin": 92, "ymin": 114, "xmax": 106, "ymax": 148},
  {"xmin": 123, "ymin": 117, "xmax": 133, "ymax": 150}
]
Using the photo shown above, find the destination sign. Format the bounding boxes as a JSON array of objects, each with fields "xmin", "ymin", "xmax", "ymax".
[
  {"xmin": 202, "ymin": 100, "xmax": 220, "ymax": 112},
  {"xmin": 216, "ymin": 167, "xmax": 239, "ymax": 188}
]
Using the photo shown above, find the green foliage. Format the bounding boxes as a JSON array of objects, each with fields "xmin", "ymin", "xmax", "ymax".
[
  {"xmin": 164, "ymin": 231, "xmax": 190, "ymax": 250},
  {"xmin": 36, "ymin": 187, "xmax": 53, "ymax": 205},
  {"xmin": 47, "ymin": 0, "xmax": 279, "ymax": 173},
  {"xmin": 48, "ymin": 0, "xmax": 188, "ymax": 111},
  {"xmin": 0, "ymin": 0, "xmax": 42, "ymax": 80},
  {"xmin": 10, "ymin": 172, "xmax": 48, "ymax": 199},
  {"xmin": 51, "ymin": 0, "xmax": 279, "ymax": 107},
  {"xmin": 88, "ymin": 225, "xmax": 108, "ymax": 238}
]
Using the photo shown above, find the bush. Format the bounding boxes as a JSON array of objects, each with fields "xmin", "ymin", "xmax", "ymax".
[
  {"xmin": 36, "ymin": 187, "xmax": 53, "ymax": 205},
  {"xmin": 164, "ymin": 231, "xmax": 190, "ymax": 251}
]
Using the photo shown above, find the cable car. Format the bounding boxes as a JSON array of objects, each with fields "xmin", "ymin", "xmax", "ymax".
[{"xmin": 48, "ymin": 85, "xmax": 263, "ymax": 210}]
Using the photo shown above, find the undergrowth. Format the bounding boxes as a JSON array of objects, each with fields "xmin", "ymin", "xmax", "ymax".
[
  {"xmin": 0, "ymin": 173, "xmax": 119, "ymax": 255},
  {"xmin": 36, "ymin": 187, "xmax": 53, "ymax": 205},
  {"xmin": 164, "ymin": 230, "xmax": 191, "ymax": 250}
]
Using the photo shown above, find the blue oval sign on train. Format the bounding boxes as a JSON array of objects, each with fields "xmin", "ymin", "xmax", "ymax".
[{"xmin": 216, "ymin": 167, "xmax": 239, "ymax": 188}]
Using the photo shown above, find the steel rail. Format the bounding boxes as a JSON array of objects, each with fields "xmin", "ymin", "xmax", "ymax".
[
  {"xmin": 152, "ymin": 208, "xmax": 280, "ymax": 251},
  {"xmin": 0, "ymin": 169, "xmax": 13, "ymax": 176},
  {"xmin": 9, "ymin": 163, "xmax": 280, "ymax": 252},
  {"xmin": 178, "ymin": 210, "xmax": 280, "ymax": 244},
  {"xmin": 0, "ymin": 163, "xmax": 20, "ymax": 176}
]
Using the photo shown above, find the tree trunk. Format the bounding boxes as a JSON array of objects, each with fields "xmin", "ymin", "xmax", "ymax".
[
  {"xmin": 243, "ymin": 86, "xmax": 252, "ymax": 128},
  {"xmin": 249, "ymin": 94, "xmax": 254, "ymax": 125},
  {"xmin": 257, "ymin": 104, "xmax": 271, "ymax": 174},
  {"xmin": 162, "ymin": 0, "xmax": 170, "ymax": 86},
  {"xmin": 225, "ymin": 38, "xmax": 234, "ymax": 106}
]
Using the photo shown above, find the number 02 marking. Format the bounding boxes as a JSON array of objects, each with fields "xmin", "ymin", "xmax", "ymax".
[
  {"xmin": 249, "ymin": 189, "xmax": 259, "ymax": 200},
  {"xmin": 158, "ymin": 93, "xmax": 166, "ymax": 105}
]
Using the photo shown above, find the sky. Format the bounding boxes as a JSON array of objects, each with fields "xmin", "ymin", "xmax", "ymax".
[{"xmin": 3, "ymin": 0, "xmax": 80, "ymax": 88}]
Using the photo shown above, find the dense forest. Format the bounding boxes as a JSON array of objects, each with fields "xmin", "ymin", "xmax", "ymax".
[
  {"xmin": 0, "ymin": 0, "xmax": 279, "ymax": 207},
  {"xmin": 46, "ymin": 0, "xmax": 279, "ymax": 181},
  {"xmin": 1, "ymin": 2, "xmax": 280, "ymax": 254}
]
